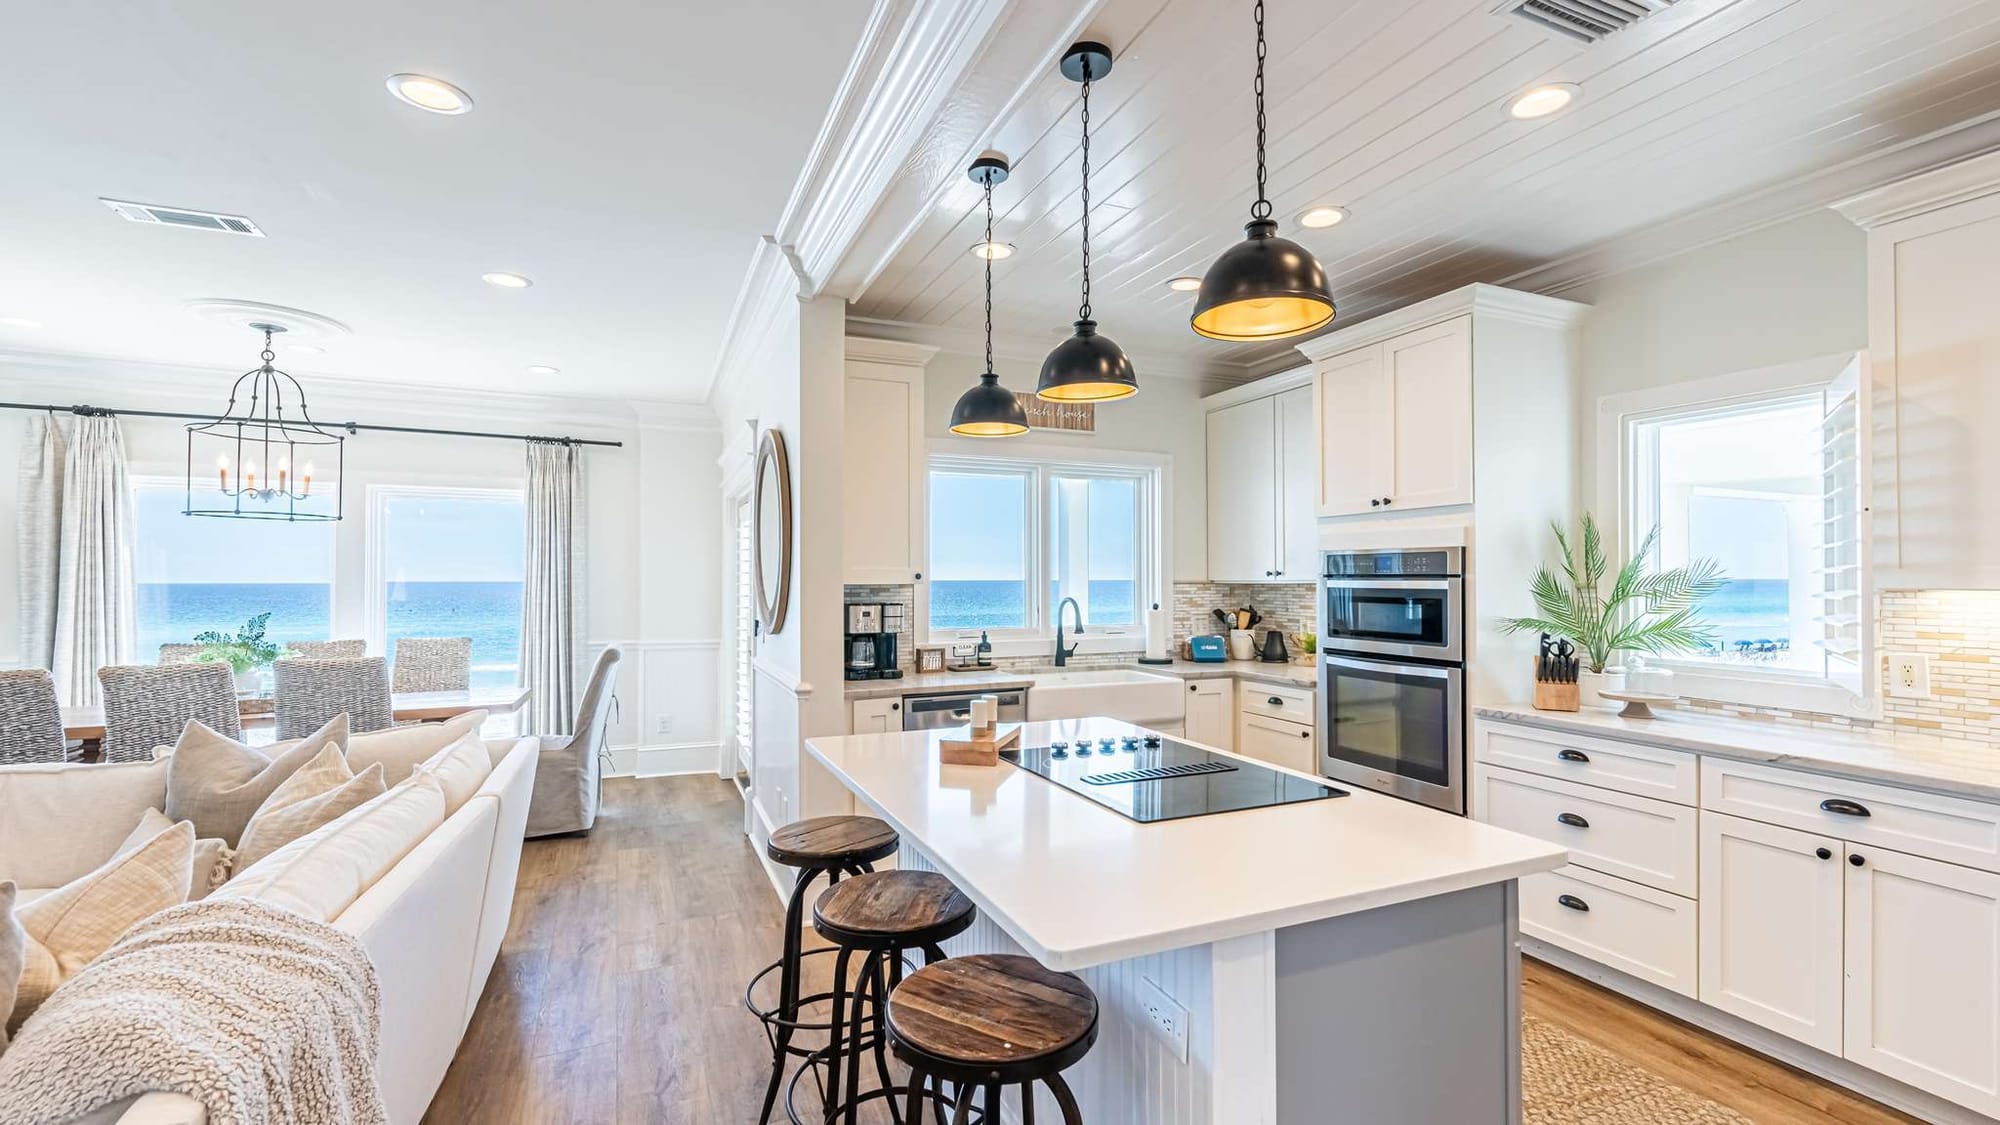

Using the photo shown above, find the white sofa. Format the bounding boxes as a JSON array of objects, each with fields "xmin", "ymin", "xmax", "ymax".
[{"xmin": 0, "ymin": 737, "xmax": 535, "ymax": 1125}]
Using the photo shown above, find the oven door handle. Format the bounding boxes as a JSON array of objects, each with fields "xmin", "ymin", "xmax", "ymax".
[
  {"xmin": 1322, "ymin": 578, "xmax": 1455, "ymax": 591},
  {"xmin": 1322, "ymin": 654, "xmax": 1456, "ymax": 679}
]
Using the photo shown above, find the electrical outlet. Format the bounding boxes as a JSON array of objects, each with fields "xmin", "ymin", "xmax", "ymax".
[
  {"xmin": 1139, "ymin": 975, "xmax": 1189, "ymax": 1061},
  {"xmin": 1887, "ymin": 652, "xmax": 1932, "ymax": 699},
  {"xmin": 654, "ymin": 715, "xmax": 675, "ymax": 737}
]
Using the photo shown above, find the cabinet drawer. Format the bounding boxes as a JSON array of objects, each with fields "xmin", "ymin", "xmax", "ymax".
[
  {"xmin": 1702, "ymin": 757, "xmax": 2000, "ymax": 875},
  {"xmin": 1476, "ymin": 722, "xmax": 1697, "ymax": 805},
  {"xmin": 1475, "ymin": 764, "xmax": 1697, "ymax": 896},
  {"xmin": 1521, "ymin": 865, "xmax": 1697, "ymax": 998},
  {"xmin": 1237, "ymin": 712, "xmax": 1316, "ymax": 775},
  {"xmin": 1238, "ymin": 680, "xmax": 1315, "ymax": 724}
]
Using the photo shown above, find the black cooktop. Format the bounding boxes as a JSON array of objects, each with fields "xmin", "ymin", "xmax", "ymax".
[{"xmin": 1003, "ymin": 733, "xmax": 1345, "ymax": 823}]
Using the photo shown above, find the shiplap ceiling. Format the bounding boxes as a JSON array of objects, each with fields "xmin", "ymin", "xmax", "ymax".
[{"xmin": 853, "ymin": 0, "xmax": 2000, "ymax": 375}]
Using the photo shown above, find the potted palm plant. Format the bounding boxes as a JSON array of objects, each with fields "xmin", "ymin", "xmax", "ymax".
[
  {"xmin": 192, "ymin": 612, "xmax": 282, "ymax": 694},
  {"xmin": 1500, "ymin": 515, "xmax": 1725, "ymax": 708}
]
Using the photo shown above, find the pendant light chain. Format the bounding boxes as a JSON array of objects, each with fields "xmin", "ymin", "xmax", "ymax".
[
  {"xmin": 983, "ymin": 175, "xmax": 995, "ymax": 375},
  {"xmin": 1078, "ymin": 55, "xmax": 1093, "ymax": 323},
  {"xmin": 1252, "ymin": 0, "xmax": 1271, "ymax": 221}
]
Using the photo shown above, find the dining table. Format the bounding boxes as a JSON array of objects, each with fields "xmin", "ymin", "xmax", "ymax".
[{"xmin": 61, "ymin": 685, "xmax": 531, "ymax": 745}]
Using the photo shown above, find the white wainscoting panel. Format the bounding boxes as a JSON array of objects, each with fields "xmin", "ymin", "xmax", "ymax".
[{"xmin": 589, "ymin": 639, "xmax": 722, "ymax": 777}]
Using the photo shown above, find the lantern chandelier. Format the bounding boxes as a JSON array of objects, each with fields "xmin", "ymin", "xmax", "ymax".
[{"xmin": 184, "ymin": 323, "xmax": 346, "ymax": 521}]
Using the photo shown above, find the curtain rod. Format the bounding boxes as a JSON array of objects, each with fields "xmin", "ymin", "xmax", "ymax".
[{"xmin": 0, "ymin": 400, "xmax": 624, "ymax": 448}]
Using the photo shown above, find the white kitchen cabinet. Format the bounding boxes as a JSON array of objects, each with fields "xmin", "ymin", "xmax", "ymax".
[
  {"xmin": 842, "ymin": 340, "xmax": 934, "ymax": 585},
  {"xmin": 1204, "ymin": 379, "xmax": 1317, "ymax": 583},
  {"xmin": 1845, "ymin": 844, "xmax": 2000, "ymax": 1116},
  {"xmin": 1183, "ymin": 679, "xmax": 1233, "ymax": 751},
  {"xmin": 1237, "ymin": 712, "xmax": 1315, "ymax": 775},
  {"xmin": 1311, "ymin": 315, "xmax": 1472, "ymax": 518},
  {"xmin": 1698, "ymin": 811, "xmax": 1845, "ymax": 1054},
  {"xmin": 849, "ymin": 696, "xmax": 902, "ymax": 735}
]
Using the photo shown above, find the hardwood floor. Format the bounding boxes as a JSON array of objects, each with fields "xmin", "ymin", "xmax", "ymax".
[{"xmin": 429, "ymin": 775, "xmax": 1917, "ymax": 1124}]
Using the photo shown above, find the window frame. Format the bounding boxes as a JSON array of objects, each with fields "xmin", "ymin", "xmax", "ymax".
[
  {"xmin": 920, "ymin": 440, "xmax": 1170, "ymax": 659},
  {"xmin": 1597, "ymin": 353, "xmax": 1878, "ymax": 718},
  {"xmin": 364, "ymin": 483, "xmax": 526, "ymax": 681}
]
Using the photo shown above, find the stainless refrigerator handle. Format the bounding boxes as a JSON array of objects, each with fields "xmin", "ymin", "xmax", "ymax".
[{"xmin": 1322, "ymin": 654, "xmax": 1455, "ymax": 680}]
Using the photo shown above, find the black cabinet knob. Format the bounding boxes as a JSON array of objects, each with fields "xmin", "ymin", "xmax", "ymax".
[
  {"xmin": 1821, "ymin": 798, "xmax": 1871, "ymax": 818},
  {"xmin": 1369, "ymin": 499, "xmax": 1381, "ymax": 507},
  {"xmin": 1850, "ymin": 853, "xmax": 1866, "ymax": 867},
  {"xmin": 890, "ymin": 702, "xmax": 900, "ymax": 711},
  {"xmin": 1189, "ymin": 684, "xmax": 1198, "ymax": 692},
  {"xmin": 1556, "ymin": 749, "xmax": 1590, "ymax": 763},
  {"xmin": 1300, "ymin": 729, "xmax": 1311, "ymax": 739},
  {"xmin": 1815, "ymin": 847, "xmax": 1832, "ymax": 860},
  {"xmin": 1557, "ymin": 894, "xmax": 1590, "ymax": 913},
  {"xmin": 1274, "ymin": 570, "xmax": 1283, "ymax": 576},
  {"xmin": 914, "ymin": 572, "xmax": 923, "ymax": 580},
  {"xmin": 1381, "ymin": 497, "xmax": 1393, "ymax": 506},
  {"xmin": 1555, "ymin": 812, "xmax": 1590, "ymax": 829}
]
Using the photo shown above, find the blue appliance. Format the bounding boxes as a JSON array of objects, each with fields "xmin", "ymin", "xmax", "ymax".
[{"xmin": 1188, "ymin": 634, "xmax": 1227, "ymax": 662}]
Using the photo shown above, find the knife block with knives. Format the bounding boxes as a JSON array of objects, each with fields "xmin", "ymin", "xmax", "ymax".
[{"xmin": 1533, "ymin": 632, "xmax": 1581, "ymax": 713}]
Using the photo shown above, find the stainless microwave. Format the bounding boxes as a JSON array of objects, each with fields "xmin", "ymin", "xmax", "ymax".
[{"xmin": 1321, "ymin": 547, "xmax": 1463, "ymax": 662}]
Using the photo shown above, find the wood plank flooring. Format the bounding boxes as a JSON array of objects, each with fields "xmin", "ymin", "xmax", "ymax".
[{"xmin": 427, "ymin": 774, "xmax": 1918, "ymax": 1124}]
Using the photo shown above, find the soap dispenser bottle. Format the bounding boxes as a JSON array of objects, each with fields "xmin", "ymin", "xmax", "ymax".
[{"xmin": 976, "ymin": 630, "xmax": 993, "ymax": 667}]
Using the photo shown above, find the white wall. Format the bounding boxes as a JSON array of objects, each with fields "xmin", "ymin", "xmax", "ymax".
[{"xmin": 0, "ymin": 355, "xmax": 721, "ymax": 774}]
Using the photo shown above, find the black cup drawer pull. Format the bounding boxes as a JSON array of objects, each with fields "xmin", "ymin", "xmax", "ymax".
[
  {"xmin": 1268, "ymin": 696, "xmax": 1284, "ymax": 706},
  {"xmin": 1820, "ymin": 798, "xmax": 1872, "ymax": 818},
  {"xmin": 1555, "ymin": 812, "xmax": 1590, "ymax": 829},
  {"xmin": 1556, "ymin": 749, "xmax": 1590, "ymax": 763},
  {"xmin": 1557, "ymin": 894, "xmax": 1590, "ymax": 913}
]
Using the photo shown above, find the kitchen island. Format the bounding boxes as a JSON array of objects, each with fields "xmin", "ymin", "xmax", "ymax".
[{"xmin": 805, "ymin": 717, "xmax": 1566, "ymax": 1124}]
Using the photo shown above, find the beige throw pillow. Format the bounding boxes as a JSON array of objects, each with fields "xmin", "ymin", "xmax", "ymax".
[
  {"xmin": 115, "ymin": 809, "xmax": 233, "ymax": 901},
  {"xmin": 233, "ymin": 745, "xmax": 387, "ymax": 873},
  {"xmin": 164, "ymin": 714, "xmax": 349, "ymax": 847},
  {"xmin": 0, "ymin": 882, "xmax": 23, "ymax": 1052},
  {"xmin": 345, "ymin": 710, "xmax": 487, "ymax": 784},
  {"xmin": 414, "ymin": 731, "xmax": 494, "ymax": 814},
  {"xmin": 10, "ymin": 821, "xmax": 192, "ymax": 1032},
  {"xmin": 214, "ymin": 773, "xmax": 446, "ymax": 923}
]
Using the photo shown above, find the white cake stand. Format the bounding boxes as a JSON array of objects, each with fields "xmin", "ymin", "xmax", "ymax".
[{"xmin": 1596, "ymin": 690, "xmax": 1678, "ymax": 719}]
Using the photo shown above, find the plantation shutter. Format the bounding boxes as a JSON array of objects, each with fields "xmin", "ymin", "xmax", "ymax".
[{"xmin": 1816, "ymin": 353, "xmax": 1871, "ymax": 698}]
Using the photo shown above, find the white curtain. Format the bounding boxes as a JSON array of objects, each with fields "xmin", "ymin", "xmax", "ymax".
[
  {"xmin": 44, "ymin": 414, "xmax": 136, "ymax": 706},
  {"xmin": 521, "ymin": 441, "xmax": 586, "ymax": 735},
  {"xmin": 18, "ymin": 414, "xmax": 65, "ymax": 672}
]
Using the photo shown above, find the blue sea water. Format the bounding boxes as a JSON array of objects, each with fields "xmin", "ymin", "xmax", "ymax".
[
  {"xmin": 930, "ymin": 579, "xmax": 1135, "ymax": 630},
  {"xmin": 1696, "ymin": 578, "xmax": 1791, "ymax": 652},
  {"xmin": 137, "ymin": 580, "xmax": 523, "ymax": 688}
]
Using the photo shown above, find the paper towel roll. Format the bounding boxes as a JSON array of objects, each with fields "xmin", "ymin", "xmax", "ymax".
[{"xmin": 1145, "ymin": 607, "xmax": 1171, "ymax": 661}]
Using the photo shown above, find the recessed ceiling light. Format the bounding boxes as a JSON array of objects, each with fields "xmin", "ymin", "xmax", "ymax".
[
  {"xmin": 386, "ymin": 73, "xmax": 474, "ymax": 115},
  {"xmin": 1165, "ymin": 276, "xmax": 1203, "ymax": 292},
  {"xmin": 1507, "ymin": 83, "xmax": 1579, "ymax": 120},
  {"xmin": 482, "ymin": 272, "xmax": 532, "ymax": 289},
  {"xmin": 0, "ymin": 316, "xmax": 42, "ymax": 329},
  {"xmin": 968, "ymin": 241, "xmax": 1014, "ymax": 261},
  {"xmin": 1297, "ymin": 205, "xmax": 1348, "ymax": 229},
  {"xmin": 527, "ymin": 365, "xmax": 561, "ymax": 376}
]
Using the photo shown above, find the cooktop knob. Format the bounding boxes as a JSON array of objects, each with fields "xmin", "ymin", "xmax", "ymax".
[
  {"xmin": 1098, "ymin": 737, "xmax": 1116, "ymax": 750},
  {"xmin": 1143, "ymin": 735, "xmax": 1162, "ymax": 748},
  {"xmin": 1074, "ymin": 744, "xmax": 1092, "ymax": 756},
  {"xmin": 1049, "ymin": 745, "xmax": 1068, "ymax": 759}
]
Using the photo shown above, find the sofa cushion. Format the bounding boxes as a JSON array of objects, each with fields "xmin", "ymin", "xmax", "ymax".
[
  {"xmin": 113, "ymin": 809, "xmax": 233, "ymax": 901},
  {"xmin": 0, "ymin": 881, "xmax": 23, "ymax": 1053},
  {"xmin": 9, "ymin": 821, "xmax": 192, "ymax": 1032},
  {"xmin": 212, "ymin": 773, "xmax": 446, "ymax": 923},
  {"xmin": 345, "ymin": 710, "xmax": 488, "ymax": 784},
  {"xmin": 0, "ymin": 757, "xmax": 171, "ymax": 891},
  {"xmin": 234, "ymin": 745, "xmax": 387, "ymax": 873},
  {"xmin": 415, "ymin": 731, "xmax": 493, "ymax": 815},
  {"xmin": 164, "ymin": 714, "xmax": 348, "ymax": 847}
]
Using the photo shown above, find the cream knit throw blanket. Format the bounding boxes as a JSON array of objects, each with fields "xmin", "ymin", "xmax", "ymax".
[{"xmin": 0, "ymin": 898, "xmax": 385, "ymax": 1125}]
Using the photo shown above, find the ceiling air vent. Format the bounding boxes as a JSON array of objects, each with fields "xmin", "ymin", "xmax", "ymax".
[
  {"xmin": 1497, "ymin": 0, "xmax": 1680, "ymax": 44},
  {"xmin": 99, "ymin": 198, "xmax": 264, "ymax": 237}
]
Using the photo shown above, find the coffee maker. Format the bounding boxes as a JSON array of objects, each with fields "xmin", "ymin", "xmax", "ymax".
[{"xmin": 844, "ymin": 602, "xmax": 903, "ymax": 680}]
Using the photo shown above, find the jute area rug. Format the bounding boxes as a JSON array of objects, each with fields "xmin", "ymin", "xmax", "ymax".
[{"xmin": 1523, "ymin": 1015, "xmax": 1754, "ymax": 1125}]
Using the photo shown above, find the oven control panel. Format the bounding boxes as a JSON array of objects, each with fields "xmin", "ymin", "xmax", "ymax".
[{"xmin": 1323, "ymin": 548, "xmax": 1461, "ymax": 578}]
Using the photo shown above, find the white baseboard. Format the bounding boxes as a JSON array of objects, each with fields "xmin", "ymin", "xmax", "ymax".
[
  {"xmin": 605, "ymin": 740, "xmax": 722, "ymax": 778},
  {"xmin": 1524, "ymin": 939, "xmax": 1984, "ymax": 1125}
]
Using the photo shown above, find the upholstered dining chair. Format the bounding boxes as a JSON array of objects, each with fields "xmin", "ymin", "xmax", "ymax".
[
  {"xmin": 273, "ymin": 656, "xmax": 394, "ymax": 738},
  {"xmin": 283, "ymin": 639, "xmax": 367, "ymax": 659},
  {"xmin": 157, "ymin": 643, "xmax": 203, "ymax": 665},
  {"xmin": 391, "ymin": 636, "xmax": 473, "ymax": 693},
  {"xmin": 96, "ymin": 662, "xmax": 241, "ymax": 763},
  {"xmin": 525, "ymin": 647, "xmax": 621, "ymax": 838},
  {"xmin": 0, "ymin": 669, "xmax": 67, "ymax": 764}
]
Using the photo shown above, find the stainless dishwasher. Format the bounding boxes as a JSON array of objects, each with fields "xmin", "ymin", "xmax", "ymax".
[{"xmin": 902, "ymin": 688, "xmax": 1028, "ymax": 731}]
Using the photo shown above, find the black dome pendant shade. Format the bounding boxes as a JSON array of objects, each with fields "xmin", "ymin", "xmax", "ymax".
[
  {"xmin": 1190, "ymin": 1, "xmax": 1335, "ymax": 342},
  {"xmin": 950, "ymin": 155, "xmax": 1031, "ymax": 437},
  {"xmin": 1038, "ymin": 42, "xmax": 1138, "ymax": 403}
]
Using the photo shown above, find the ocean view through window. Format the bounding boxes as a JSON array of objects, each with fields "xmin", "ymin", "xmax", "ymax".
[
  {"xmin": 134, "ymin": 483, "xmax": 334, "ymax": 660},
  {"xmin": 376, "ymin": 489, "xmax": 525, "ymax": 689}
]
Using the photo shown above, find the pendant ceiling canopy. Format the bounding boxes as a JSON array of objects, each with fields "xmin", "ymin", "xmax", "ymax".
[
  {"xmin": 1190, "ymin": 1, "xmax": 1336, "ymax": 342},
  {"xmin": 1037, "ymin": 41, "xmax": 1138, "ymax": 404},
  {"xmin": 949, "ymin": 155, "xmax": 1031, "ymax": 437}
]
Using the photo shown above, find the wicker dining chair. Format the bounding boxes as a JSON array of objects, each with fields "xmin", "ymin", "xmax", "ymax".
[
  {"xmin": 157, "ymin": 643, "xmax": 204, "ymax": 665},
  {"xmin": 274, "ymin": 656, "xmax": 394, "ymax": 737},
  {"xmin": 96, "ymin": 662, "xmax": 242, "ymax": 763},
  {"xmin": 391, "ymin": 636, "xmax": 473, "ymax": 693},
  {"xmin": 284, "ymin": 639, "xmax": 367, "ymax": 659},
  {"xmin": 0, "ymin": 669, "xmax": 67, "ymax": 765}
]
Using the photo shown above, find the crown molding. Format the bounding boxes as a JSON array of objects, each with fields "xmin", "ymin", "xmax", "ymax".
[
  {"xmin": 1831, "ymin": 147, "xmax": 2000, "ymax": 228},
  {"xmin": 1293, "ymin": 283, "xmax": 1588, "ymax": 362},
  {"xmin": 843, "ymin": 335, "xmax": 939, "ymax": 366},
  {"xmin": 844, "ymin": 314, "xmax": 1252, "ymax": 386}
]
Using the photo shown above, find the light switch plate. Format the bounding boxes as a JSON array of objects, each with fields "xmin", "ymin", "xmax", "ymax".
[
  {"xmin": 1887, "ymin": 652, "xmax": 1931, "ymax": 699},
  {"xmin": 1139, "ymin": 975, "xmax": 1189, "ymax": 1061}
]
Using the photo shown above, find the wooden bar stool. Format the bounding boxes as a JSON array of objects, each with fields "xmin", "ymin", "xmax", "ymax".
[
  {"xmin": 888, "ymin": 954, "xmax": 1099, "ymax": 1125},
  {"xmin": 747, "ymin": 816, "xmax": 901, "ymax": 1125},
  {"xmin": 796, "ymin": 869, "xmax": 976, "ymax": 1125}
]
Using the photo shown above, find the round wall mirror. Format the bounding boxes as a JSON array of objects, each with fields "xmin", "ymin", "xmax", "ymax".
[{"xmin": 753, "ymin": 428, "xmax": 792, "ymax": 635}]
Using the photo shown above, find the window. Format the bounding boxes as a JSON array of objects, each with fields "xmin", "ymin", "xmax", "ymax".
[
  {"xmin": 133, "ymin": 479, "xmax": 334, "ymax": 660},
  {"xmin": 1610, "ymin": 354, "xmax": 1871, "ymax": 712},
  {"xmin": 372, "ymin": 488, "xmax": 525, "ymax": 689},
  {"xmin": 926, "ymin": 451, "xmax": 1162, "ymax": 652}
]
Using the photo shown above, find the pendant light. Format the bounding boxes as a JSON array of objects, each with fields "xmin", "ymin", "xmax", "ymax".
[
  {"xmin": 184, "ymin": 324, "xmax": 346, "ymax": 522},
  {"xmin": 1037, "ymin": 41, "xmax": 1138, "ymax": 403},
  {"xmin": 1189, "ymin": 1, "xmax": 1336, "ymax": 342},
  {"xmin": 949, "ymin": 155, "xmax": 1031, "ymax": 437}
]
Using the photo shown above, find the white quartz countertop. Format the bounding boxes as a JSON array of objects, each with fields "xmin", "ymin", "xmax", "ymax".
[
  {"xmin": 1477, "ymin": 704, "xmax": 2000, "ymax": 802},
  {"xmin": 842, "ymin": 659, "xmax": 1317, "ymax": 700},
  {"xmin": 805, "ymin": 717, "xmax": 1565, "ymax": 971}
]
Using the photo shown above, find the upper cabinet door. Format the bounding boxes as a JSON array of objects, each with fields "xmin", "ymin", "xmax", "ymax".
[
  {"xmin": 843, "ymin": 361, "xmax": 925, "ymax": 585},
  {"xmin": 1697, "ymin": 811, "xmax": 1845, "ymax": 1055},
  {"xmin": 1206, "ymin": 396, "xmax": 1280, "ymax": 582},
  {"xmin": 1385, "ymin": 315, "xmax": 1474, "ymax": 513},
  {"xmin": 1315, "ymin": 344, "xmax": 1394, "ymax": 517},
  {"xmin": 1276, "ymin": 385, "xmax": 1318, "ymax": 580}
]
